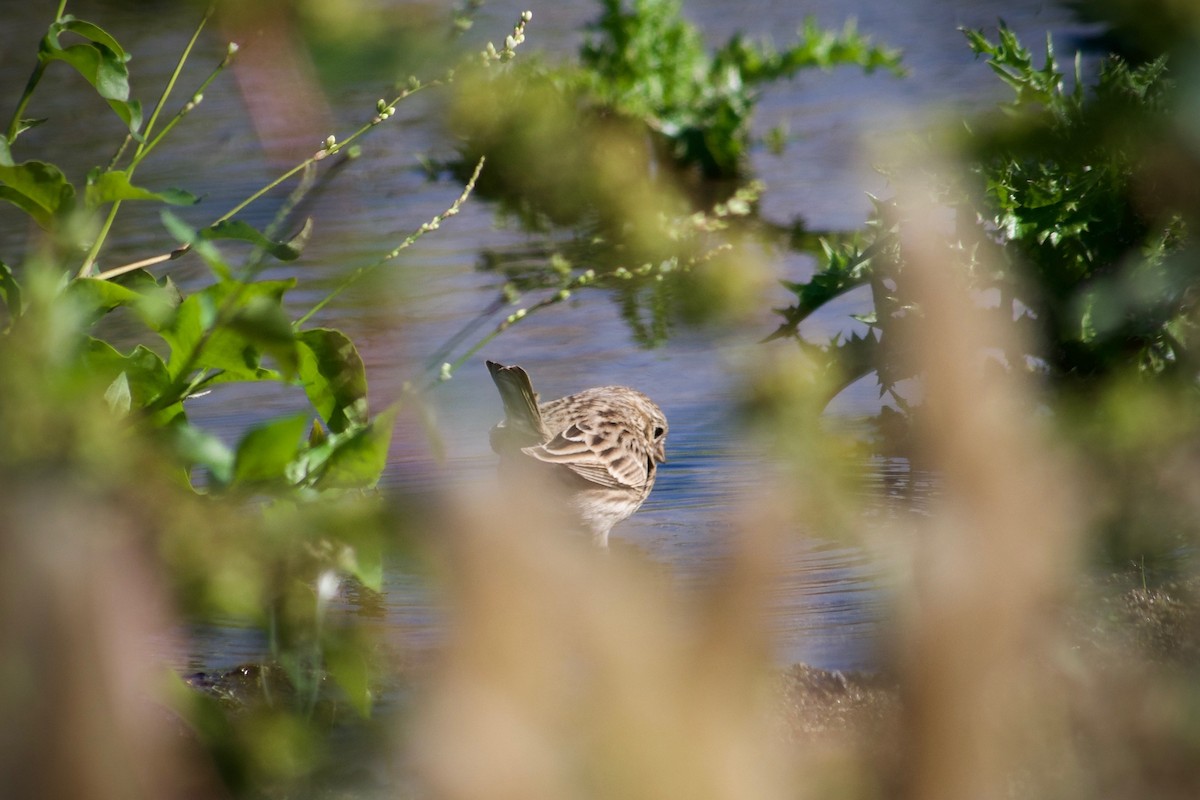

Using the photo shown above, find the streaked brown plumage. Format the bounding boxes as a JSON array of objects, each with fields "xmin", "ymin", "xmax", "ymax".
[{"xmin": 486, "ymin": 360, "xmax": 668, "ymax": 545}]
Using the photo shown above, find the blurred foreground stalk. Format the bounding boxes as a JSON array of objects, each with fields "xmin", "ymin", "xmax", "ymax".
[
  {"xmin": 893, "ymin": 187, "xmax": 1082, "ymax": 800},
  {"xmin": 0, "ymin": 312, "xmax": 216, "ymax": 796},
  {"xmin": 0, "ymin": 482, "xmax": 219, "ymax": 798},
  {"xmin": 411, "ymin": 488, "xmax": 792, "ymax": 800}
]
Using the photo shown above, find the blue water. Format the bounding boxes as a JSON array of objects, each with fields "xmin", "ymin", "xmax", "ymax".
[{"xmin": 0, "ymin": 0, "xmax": 1091, "ymax": 672}]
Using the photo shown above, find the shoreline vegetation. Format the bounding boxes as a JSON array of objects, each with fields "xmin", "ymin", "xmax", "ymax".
[{"xmin": 174, "ymin": 568, "xmax": 1200, "ymax": 794}]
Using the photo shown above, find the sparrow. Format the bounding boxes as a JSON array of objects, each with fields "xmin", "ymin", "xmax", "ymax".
[{"xmin": 486, "ymin": 360, "xmax": 668, "ymax": 545}]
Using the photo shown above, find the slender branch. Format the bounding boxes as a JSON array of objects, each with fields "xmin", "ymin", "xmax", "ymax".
[
  {"xmin": 78, "ymin": 7, "xmax": 217, "ymax": 278},
  {"xmin": 92, "ymin": 76, "xmax": 430, "ymax": 283},
  {"xmin": 426, "ymin": 216, "xmax": 735, "ymax": 386},
  {"xmin": 80, "ymin": 204, "xmax": 124, "ymax": 278},
  {"xmin": 6, "ymin": 61, "xmax": 47, "ymax": 144},
  {"xmin": 422, "ymin": 294, "xmax": 506, "ymax": 372},
  {"xmin": 295, "ymin": 156, "xmax": 485, "ymax": 327},
  {"xmin": 216, "ymin": 80, "xmax": 440, "ymax": 229},
  {"xmin": 140, "ymin": 5, "xmax": 215, "ymax": 154},
  {"xmin": 4, "ymin": 4, "xmax": 67, "ymax": 141},
  {"xmin": 131, "ymin": 46, "xmax": 234, "ymax": 171},
  {"xmin": 104, "ymin": 133, "xmax": 134, "ymax": 172},
  {"xmin": 92, "ymin": 9, "xmax": 536, "ymax": 283},
  {"xmin": 428, "ymin": 300, "xmax": 553, "ymax": 389},
  {"xmin": 229, "ymin": 161, "xmax": 320, "ymax": 286},
  {"xmin": 426, "ymin": 276, "xmax": 593, "ymax": 389},
  {"xmin": 93, "ymin": 250, "xmax": 178, "ymax": 281},
  {"xmin": 104, "ymin": 6, "xmax": 220, "ymax": 173}
]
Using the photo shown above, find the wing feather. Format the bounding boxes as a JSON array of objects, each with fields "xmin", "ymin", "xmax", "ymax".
[{"xmin": 523, "ymin": 419, "xmax": 649, "ymax": 489}]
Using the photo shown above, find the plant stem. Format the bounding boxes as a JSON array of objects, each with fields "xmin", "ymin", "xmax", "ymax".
[
  {"xmin": 93, "ymin": 251, "xmax": 177, "ymax": 281},
  {"xmin": 430, "ymin": 293, "xmax": 563, "ymax": 388},
  {"xmin": 143, "ymin": 6, "xmax": 213, "ymax": 152},
  {"xmin": 6, "ymin": 62, "xmax": 46, "ymax": 144},
  {"xmin": 6, "ymin": 0, "xmax": 68, "ymax": 142},
  {"xmin": 78, "ymin": 6, "xmax": 215, "ymax": 278},
  {"xmin": 95, "ymin": 69, "xmax": 443, "ymax": 284},
  {"xmin": 132, "ymin": 28, "xmax": 230, "ymax": 170},
  {"xmin": 80, "ymin": 204, "xmax": 123, "ymax": 278},
  {"xmin": 295, "ymin": 156, "xmax": 484, "ymax": 327},
  {"xmin": 218, "ymin": 81, "xmax": 439, "ymax": 229}
]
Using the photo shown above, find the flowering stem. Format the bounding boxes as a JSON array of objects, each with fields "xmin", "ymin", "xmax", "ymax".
[{"xmin": 295, "ymin": 156, "xmax": 485, "ymax": 328}]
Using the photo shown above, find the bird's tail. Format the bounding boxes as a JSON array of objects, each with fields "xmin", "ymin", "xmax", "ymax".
[{"xmin": 486, "ymin": 361, "xmax": 546, "ymax": 442}]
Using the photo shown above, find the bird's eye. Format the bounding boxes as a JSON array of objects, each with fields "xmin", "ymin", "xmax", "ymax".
[{"xmin": 653, "ymin": 426, "xmax": 665, "ymax": 439}]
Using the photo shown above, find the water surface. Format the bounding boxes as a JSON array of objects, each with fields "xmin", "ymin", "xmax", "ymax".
[{"xmin": 0, "ymin": 0, "xmax": 1091, "ymax": 672}]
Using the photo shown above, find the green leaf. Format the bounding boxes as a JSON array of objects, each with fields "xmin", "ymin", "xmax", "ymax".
[
  {"xmin": 159, "ymin": 292, "xmax": 205, "ymax": 381},
  {"xmin": 161, "ymin": 208, "xmax": 197, "ymax": 243},
  {"xmin": 40, "ymin": 40, "xmax": 128, "ymax": 99},
  {"xmin": 55, "ymin": 17, "xmax": 131, "ymax": 62},
  {"xmin": 0, "ymin": 260, "xmax": 22, "ymax": 321},
  {"xmin": 68, "ymin": 270, "xmax": 180, "ymax": 329},
  {"xmin": 104, "ymin": 371, "xmax": 132, "ymax": 415},
  {"xmin": 232, "ymin": 413, "xmax": 309, "ymax": 485},
  {"xmin": 311, "ymin": 404, "xmax": 397, "ymax": 489},
  {"xmin": 323, "ymin": 635, "xmax": 373, "ymax": 717},
  {"xmin": 40, "ymin": 17, "xmax": 142, "ymax": 135},
  {"xmin": 297, "ymin": 328, "xmax": 369, "ymax": 433},
  {"xmin": 85, "ymin": 169, "xmax": 198, "ymax": 209},
  {"xmin": 83, "ymin": 338, "xmax": 174, "ymax": 411},
  {"xmin": 9, "ymin": 118, "xmax": 47, "ymax": 140},
  {"xmin": 200, "ymin": 218, "xmax": 313, "ymax": 262},
  {"xmin": 111, "ymin": 98, "xmax": 143, "ymax": 135},
  {"xmin": 161, "ymin": 210, "xmax": 233, "ymax": 282},
  {"xmin": 338, "ymin": 538, "xmax": 383, "ymax": 592},
  {"xmin": 168, "ymin": 419, "xmax": 235, "ymax": 488},
  {"xmin": 225, "ymin": 295, "xmax": 299, "ymax": 378},
  {"xmin": 0, "ymin": 159, "xmax": 75, "ymax": 228},
  {"xmin": 160, "ymin": 279, "xmax": 298, "ymax": 383}
]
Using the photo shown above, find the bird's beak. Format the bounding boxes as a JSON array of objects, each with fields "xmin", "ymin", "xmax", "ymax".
[{"xmin": 654, "ymin": 441, "xmax": 667, "ymax": 464}]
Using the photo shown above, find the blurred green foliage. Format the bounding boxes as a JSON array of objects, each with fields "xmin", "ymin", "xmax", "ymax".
[
  {"xmin": 453, "ymin": 0, "xmax": 901, "ymax": 203},
  {"xmin": 771, "ymin": 25, "xmax": 1184, "ymax": 396},
  {"xmin": 445, "ymin": 0, "xmax": 899, "ymax": 356},
  {"xmin": 580, "ymin": 0, "xmax": 903, "ymax": 178},
  {"xmin": 0, "ymin": 4, "xmax": 531, "ymax": 793},
  {"xmin": 770, "ymin": 21, "xmax": 1200, "ymax": 569}
]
